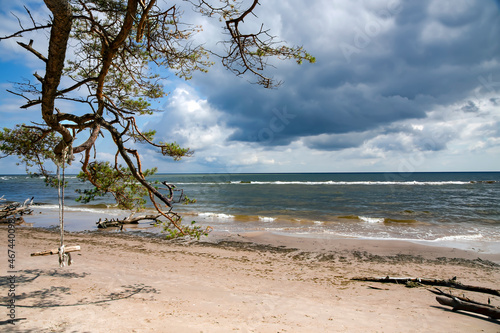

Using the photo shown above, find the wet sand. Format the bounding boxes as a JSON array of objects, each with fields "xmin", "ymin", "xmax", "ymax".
[{"xmin": 1, "ymin": 227, "xmax": 499, "ymax": 332}]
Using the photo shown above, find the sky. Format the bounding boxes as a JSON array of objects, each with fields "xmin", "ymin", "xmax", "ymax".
[{"xmin": 0, "ymin": 0, "xmax": 499, "ymax": 174}]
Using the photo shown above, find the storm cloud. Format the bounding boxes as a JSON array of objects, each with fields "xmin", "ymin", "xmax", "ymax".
[
  {"xmin": 1, "ymin": 0, "xmax": 499, "ymax": 173},
  {"xmin": 199, "ymin": 1, "xmax": 496, "ymax": 142}
]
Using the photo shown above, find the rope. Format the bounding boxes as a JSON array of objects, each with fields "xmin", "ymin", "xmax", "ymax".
[{"xmin": 57, "ymin": 149, "xmax": 72, "ymax": 267}]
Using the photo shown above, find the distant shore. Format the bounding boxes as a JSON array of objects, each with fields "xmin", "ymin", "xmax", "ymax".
[{"xmin": 1, "ymin": 227, "xmax": 499, "ymax": 332}]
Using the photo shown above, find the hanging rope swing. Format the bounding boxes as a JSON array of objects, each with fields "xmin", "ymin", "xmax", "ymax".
[{"xmin": 31, "ymin": 148, "xmax": 81, "ymax": 266}]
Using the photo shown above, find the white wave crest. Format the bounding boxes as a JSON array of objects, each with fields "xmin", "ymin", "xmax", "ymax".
[
  {"xmin": 160, "ymin": 180, "xmax": 475, "ymax": 186},
  {"xmin": 359, "ymin": 216, "xmax": 385, "ymax": 223},
  {"xmin": 233, "ymin": 180, "xmax": 471, "ymax": 186},
  {"xmin": 258, "ymin": 216, "xmax": 276, "ymax": 223},
  {"xmin": 197, "ymin": 212, "xmax": 235, "ymax": 219},
  {"xmin": 433, "ymin": 234, "xmax": 484, "ymax": 242}
]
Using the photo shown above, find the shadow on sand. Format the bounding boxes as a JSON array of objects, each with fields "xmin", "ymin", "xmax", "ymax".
[{"xmin": 0, "ymin": 268, "xmax": 159, "ymax": 332}]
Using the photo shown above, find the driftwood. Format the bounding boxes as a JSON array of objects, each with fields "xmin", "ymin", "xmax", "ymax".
[
  {"xmin": 0, "ymin": 197, "xmax": 34, "ymax": 222},
  {"xmin": 31, "ymin": 245, "xmax": 81, "ymax": 256},
  {"xmin": 96, "ymin": 214, "xmax": 161, "ymax": 228},
  {"xmin": 435, "ymin": 295, "xmax": 500, "ymax": 320},
  {"xmin": 351, "ymin": 276, "xmax": 500, "ymax": 297},
  {"xmin": 429, "ymin": 288, "xmax": 493, "ymax": 306}
]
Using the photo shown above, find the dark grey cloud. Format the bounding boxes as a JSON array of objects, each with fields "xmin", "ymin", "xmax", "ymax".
[
  {"xmin": 461, "ymin": 101, "xmax": 479, "ymax": 113},
  {"xmin": 189, "ymin": 0, "xmax": 500, "ymax": 152},
  {"xmin": 303, "ymin": 132, "xmax": 374, "ymax": 151},
  {"xmin": 412, "ymin": 130, "xmax": 456, "ymax": 152}
]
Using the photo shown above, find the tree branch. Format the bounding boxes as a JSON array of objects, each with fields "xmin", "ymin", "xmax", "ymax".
[
  {"xmin": 17, "ymin": 40, "xmax": 48, "ymax": 62},
  {"xmin": 136, "ymin": 0, "xmax": 157, "ymax": 42},
  {"xmin": 57, "ymin": 77, "xmax": 97, "ymax": 95},
  {"xmin": 98, "ymin": 117, "xmax": 174, "ymax": 208}
]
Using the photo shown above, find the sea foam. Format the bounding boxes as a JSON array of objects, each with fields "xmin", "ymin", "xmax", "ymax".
[
  {"xmin": 359, "ymin": 216, "xmax": 385, "ymax": 223},
  {"xmin": 197, "ymin": 212, "xmax": 235, "ymax": 219},
  {"xmin": 258, "ymin": 216, "xmax": 276, "ymax": 222}
]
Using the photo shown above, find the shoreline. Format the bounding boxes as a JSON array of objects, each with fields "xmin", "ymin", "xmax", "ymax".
[
  {"xmin": 19, "ymin": 206, "xmax": 500, "ymax": 258},
  {"xmin": 1, "ymin": 227, "xmax": 499, "ymax": 332},
  {"xmin": 205, "ymin": 230, "xmax": 500, "ymax": 264}
]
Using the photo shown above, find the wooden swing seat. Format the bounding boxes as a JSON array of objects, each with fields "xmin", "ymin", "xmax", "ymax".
[{"xmin": 31, "ymin": 245, "xmax": 81, "ymax": 257}]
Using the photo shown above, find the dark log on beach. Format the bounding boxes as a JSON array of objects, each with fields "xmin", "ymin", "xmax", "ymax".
[
  {"xmin": 96, "ymin": 214, "xmax": 161, "ymax": 228},
  {"xmin": 31, "ymin": 245, "xmax": 81, "ymax": 256},
  {"xmin": 351, "ymin": 276, "xmax": 500, "ymax": 297},
  {"xmin": 96, "ymin": 219, "xmax": 121, "ymax": 228},
  {"xmin": 429, "ymin": 288, "xmax": 495, "ymax": 307},
  {"xmin": 436, "ymin": 295, "xmax": 500, "ymax": 319}
]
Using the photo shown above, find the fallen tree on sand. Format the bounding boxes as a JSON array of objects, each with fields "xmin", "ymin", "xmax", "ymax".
[{"xmin": 351, "ymin": 276, "xmax": 500, "ymax": 296}]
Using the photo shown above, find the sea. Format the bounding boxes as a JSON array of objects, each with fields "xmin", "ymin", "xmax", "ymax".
[{"xmin": 1, "ymin": 172, "xmax": 499, "ymax": 252}]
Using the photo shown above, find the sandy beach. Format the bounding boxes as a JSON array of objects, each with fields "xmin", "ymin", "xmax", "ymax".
[{"xmin": 1, "ymin": 227, "xmax": 499, "ymax": 332}]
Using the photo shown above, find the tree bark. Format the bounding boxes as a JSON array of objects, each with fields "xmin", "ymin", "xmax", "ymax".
[{"xmin": 42, "ymin": 0, "xmax": 74, "ymax": 158}]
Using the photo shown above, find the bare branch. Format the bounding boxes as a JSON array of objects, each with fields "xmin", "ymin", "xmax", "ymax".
[
  {"xmin": 57, "ymin": 77, "xmax": 97, "ymax": 95},
  {"xmin": 33, "ymin": 72, "xmax": 44, "ymax": 83},
  {"xmin": 24, "ymin": 5, "xmax": 38, "ymax": 27},
  {"xmin": 16, "ymin": 40, "xmax": 48, "ymax": 62},
  {"xmin": 0, "ymin": 5, "xmax": 52, "ymax": 41},
  {"xmin": 192, "ymin": 0, "xmax": 314, "ymax": 88},
  {"xmin": 6, "ymin": 89, "xmax": 31, "ymax": 102},
  {"xmin": 0, "ymin": 24, "xmax": 52, "ymax": 40}
]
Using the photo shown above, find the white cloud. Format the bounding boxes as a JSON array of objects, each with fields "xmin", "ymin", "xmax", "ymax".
[
  {"xmin": 138, "ymin": 89, "xmax": 500, "ymax": 173},
  {"xmin": 148, "ymin": 86, "xmax": 234, "ymax": 152}
]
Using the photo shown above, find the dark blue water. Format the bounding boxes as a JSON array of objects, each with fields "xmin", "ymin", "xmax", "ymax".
[
  {"xmin": 1, "ymin": 172, "xmax": 499, "ymax": 245},
  {"xmin": 163, "ymin": 172, "xmax": 498, "ymax": 222}
]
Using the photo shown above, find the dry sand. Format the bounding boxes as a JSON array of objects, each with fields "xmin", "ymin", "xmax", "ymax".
[{"xmin": 1, "ymin": 227, "xmax": 499, "ymax": 332}]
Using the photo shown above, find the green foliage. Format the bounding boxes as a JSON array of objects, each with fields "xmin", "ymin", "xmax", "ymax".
[
  {"xmin": 76, "ymin": 161, "xmax": 157, "ymax": 210},
  {"xmin": 182, "ymin": 195, "xmax": 197, "ymax": 205},
  {"xmin": 157, "ymin": 219, "xmax": 211, "ymax": 240},
  {"xmin": 252, "ymin": 45, "xmax": 316, "ymax": 65},
  {"xmin": 76, "ymin": 160, "xmax": 205, "ymax": 238},
  {"xmin": 159, "ymin": 141, "xmax": 193, "ymax": 161},
  {"xmin": 120, "ymin": 97, "xmax": 153, "ymax": 115},
  {"xmin": 132, "ymin": 130, "xmax": 157, "ymax": 143},
  {"xmin": 0, "ymin": 125, "xmax": 60, "ymax": 178}
]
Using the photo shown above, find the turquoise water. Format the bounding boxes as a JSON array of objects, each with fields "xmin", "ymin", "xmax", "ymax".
[{"xmin": 1, "ymin": 172, "xmax": 499, "ymax": 246}]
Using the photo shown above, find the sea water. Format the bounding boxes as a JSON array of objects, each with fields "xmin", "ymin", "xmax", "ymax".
[{"xmin": 1, "ymin": 172, "xmax": 499, "ymax": 251}]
